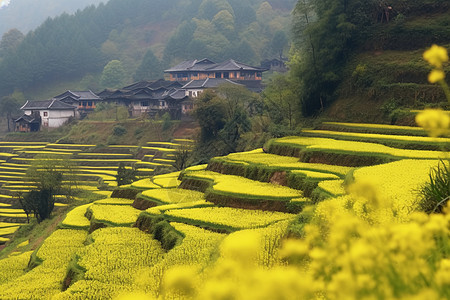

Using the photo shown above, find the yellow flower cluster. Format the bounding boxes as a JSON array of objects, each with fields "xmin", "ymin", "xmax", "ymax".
[
  {"xmin": 317, "ymin": 179, "xmax": 346, "ymax": 197},
  {"xmin": 0, "ymin": 226, "xmax": 20, "ymax": 236},
  {"xmin": 423, "ymin": 45, "xmax": 448, "ymax": 83},
  {"xmin": 142, "ymin": 188, "xmax": 205, "ymax": 204},
  {"xmin": 0, "ymin": 251, "xmax": 33, "ymax": 285},
  {"xmin": 0, "ymin": 229, "xmax": 87, "ymax": 299},
  {"xmin": 93, "ymin": 198, "xmax": 135, "ymax": 205},
  {"xmin": 222, "ymin": 149, "xmax": 351, "ymax": 176},
  {"xmin": 60, "ymin": 204, "xmax": 92, "ymax": 229},
  {"xmin": 303, "ymin": 129, "xmax": 450, "ymax": 144},
  {"xmin": 415, "ymin": 109, "xmax": 450, "ymax": 137},
  {"xmin": 209, "ymin": 172, "xmax": 303, "ymax": 200},
  {"xmin": 145, "ymin": 200, "xmax": 213, "ymax": 215},
  {"xmin": 152, "ymin": 171, "xmax": 181, "ymax": 188},
  {"xmin": 274, "ymin": 136, "xmax": 445, "ymax": 159},
  {"xmin": 131, "ymin": 178, "xmax": 160, "ymax": 189},
  {"xmin": 165, "ymin": 207, "xmax": 294, "ymax": 230},
  {"xmin": 87, "ymin": 204, "xmax": 141, "ymax": 226}
]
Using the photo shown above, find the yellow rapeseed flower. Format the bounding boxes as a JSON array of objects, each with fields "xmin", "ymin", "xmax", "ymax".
[
  {"xmin": 415, "ymin": 109, "xmax": 450, "ymax": 137},
  {"xmin": 423, "ymin": 45, "xmax": 449, "ymax": 68},
  {"xmin": 428, "ymin": 69, "xmax": 445, "ymax": 83}
]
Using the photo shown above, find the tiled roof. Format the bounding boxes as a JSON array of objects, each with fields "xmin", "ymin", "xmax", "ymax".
[
  {"xmin": 165, "ymin": 59, "xmax": 267, "ymax": 73},
  {"xmin": 165, "ymin": 58, "xmax": 216, "ymax": 72},
  {"xmin": 21, "ymin": 100, "xmax": 77, "ymax": 110},
  {"xmin": 53, "ymin": 90, "xmax": 101, "ymax": 101},
  {"xmin": 15, "ymin": 114, "xmax": 39, "ymax": 123},
  {"xmin": 182, "ymin": 78, "xmax": 242, "ymax": 89}
]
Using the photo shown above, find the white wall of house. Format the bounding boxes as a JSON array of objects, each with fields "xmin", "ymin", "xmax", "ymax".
[
  {"xmin": 24, "ymin": 109, "xmax": 75, "ymax": 128},
  {"xmin": 185, "ymin": 89, "xmax": 203, "ymax": 98}
]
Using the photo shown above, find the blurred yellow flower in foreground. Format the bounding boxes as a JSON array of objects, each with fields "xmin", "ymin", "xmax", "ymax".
[
  {"xmin": 415, "ymin": 109, "xmax": 450, "ymax": 137},
  {"xmin": 423, "ymin": 44, "xmax": 449, "ymax": 68},
  {"xmin": 428, "ymin": 69, "xmax": 445, "ymax": 83}
]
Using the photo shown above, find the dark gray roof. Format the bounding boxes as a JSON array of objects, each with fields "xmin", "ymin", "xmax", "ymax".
[
  {"xmin": 15, "ymin": 114, "xmax": 39, "ymax": 123},
  {"xmin": 207, "ymin": 59, "xmax": 267, "ymax": 72},
  {"xmin": 165, "ymin": 58, "xmax": 216, "ymax": 72},
  {"xmin": 53, "ymin": 90, "xmax": 100, "ymax": 101},
  {"xmin": 182, "ymin": 78, "xmax": 243, "ymax": 89},
  {"xmin": 165, "ymin": 58, "xmax": 267, "ymax": 73},
  {"xmin": 21, "ymin": 100, "xmax": 77, "ymax": 110}
]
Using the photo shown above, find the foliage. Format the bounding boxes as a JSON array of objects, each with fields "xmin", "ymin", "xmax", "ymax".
[
  {"xmin": 193, "ymin": 85, "xmax": 255, "ymax": 161},
  {"xmin": 0, "ymin": 94, "xmax": 24, "ymax": 132},
  {"xmin": 18, "ymin": 189, "xmax": 54, "ymax": 223},
  {"xmin": 133, "ymin": 49, "xmax": 162, "ymax": 81},
  {"xmin": 116, "ymin": 162, "xmax": 137, "ymax": 186},
  {"xmin": 100, "ymin": 60, "xmax": 127, "ymax": 89},
  {"xmin": 0, "ymin": 28, "xmax": 24, "ymax": 57},
  {"xmin": 418, "ymin": 160, "xmax": 450, "ymax": 213},
  {"xmin": 291, "ymin": 0, "xmax": 376, "ymax": 116}
]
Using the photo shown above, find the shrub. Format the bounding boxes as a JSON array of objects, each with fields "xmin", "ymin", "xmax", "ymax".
[
  {"xmin": 112, "ymin": 125, "xmax": 127, "ymax": 136},
  {"xmin": 418, "ymin": 159, "xmax": 450, "ymax": 213}
]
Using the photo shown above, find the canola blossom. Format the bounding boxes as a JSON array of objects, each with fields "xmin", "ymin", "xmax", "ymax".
[
  {"xmin": 415, "ymin": 109, "xmax": 450, "ymax": 137},
  {"xmin": 141, "ymin": 188, "xmax": 205, "ymax": 204},
  {"xmin": 0, "ymin": 251, "xmax": 33, "ymax": 285},
  {"xmin": 0, "ymin": 229, "xmax": 87, "ymax": 299},
  {"xmin": 164, "ymin": 206, "xmax": 295, "ymax": 230},
  {"xmin": 60, "ymin": 204, "xmax": 92, "ymax": 229},
  {"xmin": 87, "ymin": 204, "xmax": 141, "ymax": 226}
]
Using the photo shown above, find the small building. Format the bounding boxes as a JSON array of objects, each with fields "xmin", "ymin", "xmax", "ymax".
[
  {"xmin": 52, "ymin": 90, "xmax": 101, "ymax": 117},
  {"xmin": 19, "ymin": 99, "xmax": 77, "ymax": 128},
  {"xmin": 261, "ymin": 58, "xmax": 288, "ymax": 73},
  {"xmin": 165, "ymin": 58, "xmax": 267, "ymax": 82},
  {"xmin": 14, "ymin": 113, "xmax": 41, "ymax": 132}
]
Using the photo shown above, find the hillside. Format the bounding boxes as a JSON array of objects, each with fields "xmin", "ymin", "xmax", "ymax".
[
  {"xmin": 0, "ymin": 0, "xmax": 104, "ymax": 36},
  {"xmin": 322, "ymin": 2, "xmax": 450, "ymax": 124},
  {"xmin": 0, "ymin": 121, "xmax": 448, "ymax": 297},
  {"xmin": 0, "ymin": 0, "xmax": 295, "ymax": 99}
]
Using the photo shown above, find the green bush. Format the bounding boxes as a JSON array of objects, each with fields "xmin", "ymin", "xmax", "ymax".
[
  {"xmin": 112, "ymin": 125, "xmax": 127, "ymax": 136},
  {"xmin": 418, "ymin": 159, "xmax": 450, "ymax": 213}
]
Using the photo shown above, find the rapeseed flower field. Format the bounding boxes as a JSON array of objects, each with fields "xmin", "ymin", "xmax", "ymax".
[{"xmin": 0, "ymin": 46, "xmax": 450, "ymax": 299}]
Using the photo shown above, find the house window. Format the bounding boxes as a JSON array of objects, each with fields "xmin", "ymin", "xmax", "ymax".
[
  {"xmin": 223, "ymin": 72, "xmax": 229, "ymax": 79},
  {"xmin": 88, "ymin": 101, "xmax": 92, "ymax": 107},
  {"xmin": 189, "ymin": 91, "xmax": 193, "ymax": 97},
  {"xmin": 215, "ymin": 72, "xmax": 221, "ymax": 78},
  {"xmin": 159, "ymin": 101, "xmax": 166, "ymax": 107},
  {"xmin": 141, "ymin": 101, "xmax": 149, "ymax": 107},
  {"xmin": 43, "ymin": 112, "xmax": 48, "ymax": 117}
]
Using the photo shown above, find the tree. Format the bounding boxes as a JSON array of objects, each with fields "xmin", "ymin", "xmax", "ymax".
[
  {"xmin": 263, "ymin": 73, "xmax": 301, "ymax": 130},
  {"xmin": 116, "ymin": 163, "xmax": 137, "ymax": 186},
  {"xmin": 291, "ymin": 0, "xmax": 376, "ymax": 116},
  {"xmin": 19, "ymin": 189, "xmax": 54, "ymax": 223},
  {"xmin": 0, "ymin": 28, "xmax": 24, "ymax": 56},
  {"xmin": 100, "ymin": 60, "xmax": 127, "ymax": 88},
  {"xmin": 19, "ymin": 154, "xmax": 77, "ymax": 223},
  {"xmin": 134, "ymin": 49, "xmax": 162, "ymax": 81},
  {"xmin": 271, "ymin": 30, "xmax": 288, "ymax": 59},
  {"xmin": 0, "ymin": 95, "xmax": 22, "ymax": 132}
]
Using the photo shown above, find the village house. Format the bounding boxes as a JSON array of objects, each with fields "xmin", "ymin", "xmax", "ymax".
[
  {"xmin": 164, "ymin": 58, "xmax": 267, "ymax": 82},
  {"xmin": 52, "ymin": 90, "xmax": 101, "ymax": 117},
  {"xmin": 97, "ymin": 79, "xmax": 188, "ymax": 119},
  {"xmin": 15, "ymin": 99, "xmax": 77, "ymax": 131}
]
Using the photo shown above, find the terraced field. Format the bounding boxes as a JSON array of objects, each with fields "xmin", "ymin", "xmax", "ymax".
[
  {"xmin": 0, "ymin": 123, "xmax": 445, "ymax": 299},
  {"xmin": 0, "ymin": 140, "xmax": 193, "ymax": 243}
]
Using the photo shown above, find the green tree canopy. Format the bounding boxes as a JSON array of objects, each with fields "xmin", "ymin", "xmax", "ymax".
[
  {"xmin": 0, "ymin": 28, "xmax": 24, "ymax": 56},
  {"xmin": 134, "ymin": 49, "xmax": 162, "ymax": 81},
  {"xmin": 100, "ymin": 60, "xmax": 127, "ymax": 88}
]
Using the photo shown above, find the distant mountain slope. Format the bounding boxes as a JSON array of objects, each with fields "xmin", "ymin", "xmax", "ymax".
[
  {"xmin": 0, "ymin": 0, "xmax": 105, "ymax": 36},
  {"xmin": 0, "ymin": 0, "xmax": 295, "ymax": 98}
]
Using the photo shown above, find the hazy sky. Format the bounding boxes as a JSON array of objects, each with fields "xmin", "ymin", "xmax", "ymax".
[{"xmin": 0, "ymin": 0, "xmax": 11, "ymax": 9}]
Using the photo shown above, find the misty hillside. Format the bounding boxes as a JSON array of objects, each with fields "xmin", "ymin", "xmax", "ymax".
[
  {"xmin": 0, "ymin": 0, "xmax": 296, "ymax": 99},
  {"xmin": 0, "ymin": 0, "xmax": 105, "ymax": 36}
]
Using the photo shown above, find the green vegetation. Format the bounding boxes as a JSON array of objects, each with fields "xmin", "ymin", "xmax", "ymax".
[{"xmin": 418, "ymin": 159, "xmax": 450, "ymax": 213}]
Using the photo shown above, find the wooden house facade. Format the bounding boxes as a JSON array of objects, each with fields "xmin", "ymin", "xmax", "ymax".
[{"xmin": 164, "ymin": 59, "xmax": 267, "ymax": 82}]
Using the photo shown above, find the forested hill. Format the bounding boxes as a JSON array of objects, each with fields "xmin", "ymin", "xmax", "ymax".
[
  {"xmin": 0, "ymin": 0, "xmax": 295, "ymax": 98},
  {"xmin": 0, "ymin": 0, "xmax": 105, "ymax": 36}
]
